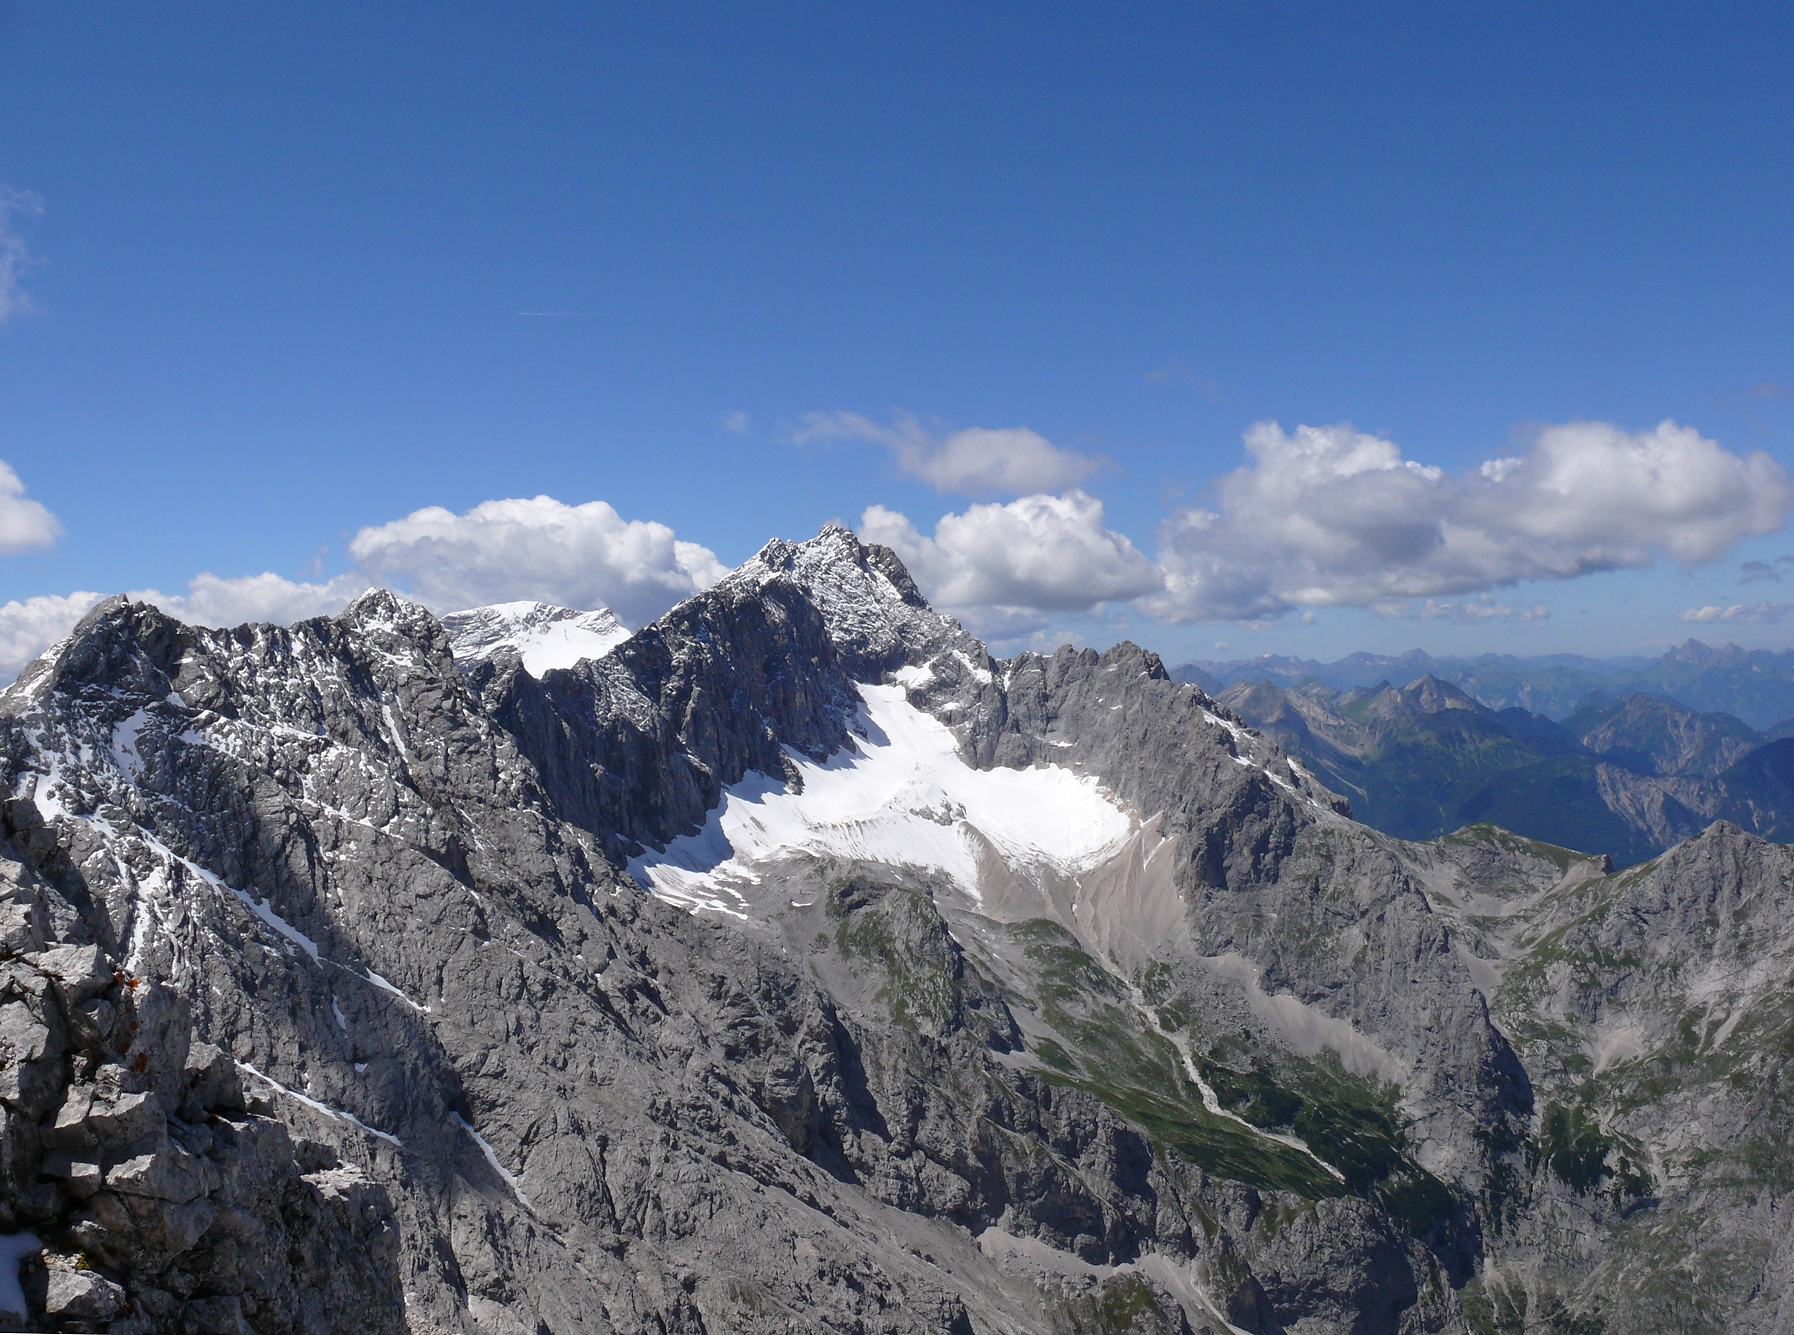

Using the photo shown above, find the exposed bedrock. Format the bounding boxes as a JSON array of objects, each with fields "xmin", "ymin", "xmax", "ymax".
[{"xmin": 0, "ymin": 528, "xmax": 1780, "ymax": 1331}]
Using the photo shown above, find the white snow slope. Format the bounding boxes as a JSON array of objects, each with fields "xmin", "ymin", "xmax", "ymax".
[
  {"xmin": 630, "ymin": 684, "xmax": 1136, "ymax": 918},
  {"xmin": 441, "ymin": 601, "xmax": 630, "ymax": 677}
]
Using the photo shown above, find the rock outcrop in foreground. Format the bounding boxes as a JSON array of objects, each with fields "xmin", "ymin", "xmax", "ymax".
[{"xmin": 0, "ymin": 527, "xmax": 1787, "ymax": 1332}]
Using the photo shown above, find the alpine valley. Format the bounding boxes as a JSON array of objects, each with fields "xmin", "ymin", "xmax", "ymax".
[{"xmin": 1, "ymin": 526, "xmax": 1791, "ymax": 1334}]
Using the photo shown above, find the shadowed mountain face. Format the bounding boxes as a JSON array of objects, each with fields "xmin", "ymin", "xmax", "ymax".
[
  {"xmin": 1219, "ymin": 675, "xmax": 1794, "ymax": 868},
  {"xmin": 0, "ymin": 527, "xmax": 1791, "ymax": 1332}
]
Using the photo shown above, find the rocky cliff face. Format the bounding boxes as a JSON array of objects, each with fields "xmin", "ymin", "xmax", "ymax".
[{"xmin": 0, "ymin": 526, "xmax": 1786, "ymax": 1332}]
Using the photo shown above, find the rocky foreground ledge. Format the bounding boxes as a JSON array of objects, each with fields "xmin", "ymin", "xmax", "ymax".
[{"xmin": 0, "ymin": 843, "xmax": 401, "ymax": 1334}]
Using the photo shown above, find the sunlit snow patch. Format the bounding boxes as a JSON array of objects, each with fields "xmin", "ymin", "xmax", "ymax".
[
  {"xmin": 630, "ymin": 684, "xmax": 1134, "ymax": 917},
  {"xmin": 442, "ymin": 601, "xmax": 630, "ymax": 677},
  {"xmin": 0, "ymin": 1232, "xmax": 40, "ymax": 1319}
]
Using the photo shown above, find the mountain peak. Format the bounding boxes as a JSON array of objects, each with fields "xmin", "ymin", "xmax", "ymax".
[
  {"xmin": 740, "ymin": 524, "xmax": 924, "ymax": 602},
  {"xmin": 1, "ymin": 594, "xmax": 188, "ymax": 716},
  {"xmin": 1399, "ymin": 673, "xmax": 1481, "ymax": 713},
  {"xmin": 1669, "ymin": 637, "xmax": 1719, "ymax": 663},
  {"xmin": 719, "ymin": 525, "xmax": 950, "ymax": 676}
]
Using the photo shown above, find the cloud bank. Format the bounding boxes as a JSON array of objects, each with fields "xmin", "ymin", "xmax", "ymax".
[
  {"xmin": 1679, "ymin": 602, "xmax": 1793, "ymax": 624},
  {"xmin": 1146, "ymin": 419, "xmax": 1793, "ymax": 622},
  {"xmin": 5, "ymin": 417, "xmax": 1786, "ymax": 684},
  {"xmin": 0, "ymin": 575, "xmax": 380, "ymax": 684},
  {"xmin": 0, "ymin": 593, "xmax": 105, "ymax": 682},
  {"xmin": 133, "ymin": 572, "xmax": 376, "ymax": 629},
  {"xmin": 797, "ymin": 412, "xmax": 1098, "ymax": 495},
  {"xmin": 349, "ymin": 495, "xmax": 728, "ymax": 627},
  {"xmin": 1, "ymin": 496, "xmax": 730, "ymax": 685}
]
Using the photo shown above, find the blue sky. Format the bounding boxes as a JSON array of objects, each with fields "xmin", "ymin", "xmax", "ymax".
[{"xmin": 2, "ymin": 3, "xmax": 1792, "ymax": 674}]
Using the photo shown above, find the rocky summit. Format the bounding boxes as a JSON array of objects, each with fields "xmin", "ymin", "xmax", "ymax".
[{"xmin": 0, "ymin": 525, "xmax": 1790, "ymax": 1333}]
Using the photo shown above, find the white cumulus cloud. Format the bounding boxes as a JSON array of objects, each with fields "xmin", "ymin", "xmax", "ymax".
[
  {"xmin": 797, "ymin": 412, "xmax": 1098, "ymax": 495},
  {"xmin": 1, "ymin": 493, "xmax": 730, "ymax": 686},
  {"xmin": 859, "ymin": 490, "xmax": 1161, "ymax": 618},
  {"xmin": 1148, "ymin": 419, "xmax": 1794, "ymax": 622},
  {"xmin": 130, "ymin": 572, "xmax": 375, "ymax": 629},
  {"xmin": 0, "ymin": 460, "xmax": 61, "ymax": 552},
  {"xmin": 348, "ymin": 495, "xmax": 729, "ymax": 627},
  {"xmin": 0, "ymin": 592, "xmax": 105, "ymax": 684}
]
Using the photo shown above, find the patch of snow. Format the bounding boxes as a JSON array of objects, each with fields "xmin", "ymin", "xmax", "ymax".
[
  {"xmin": 892, "ymin": 663, "xmax": 935, "ymax": 689},
  {"xmin": 0, "ymin": 1232, "xmax": 40, "ymax": 1317},
  {"xmin": 332, "ymin": 998, "xmax": 348, "ymax": 1031},
  {"xmin": 380, "ymin": 704, "xmax": 413, "ymax": 767},
  {"xmin": 1709, "ymin": 1008, "xmax": 1745, "ymax": 1051},
  {"xmin": 233, "ymin": 890, "xmax": 322, "ymax": 963},
  {"xmin": 631, "ymin": 684, "xmax": 1134, "ymax": 914},
  {"xmin": 364, "ymin": 969, "xmax": 428, "ymax": 1013},
  {"xmin": 443, "ymin": 601, "xmax": 630, "ymax": 677},
  {"xmin": 954, "ymin": 650, "xmax": 994, "ymax": 685},
  {"xmin": 1124, "ymin": 981, "xmax": 1346, "ymax": 1183},
  {"xmin": 109, "ymin": 707, "xmax": 153, "ymax": 781},
  {"xmin": 452, "ymin": 1112, "xmax": 530, "ymax": 1206},
  {"xmin": 238, "ymin": 1061, "xmax": 403, "ymax": 1148}
]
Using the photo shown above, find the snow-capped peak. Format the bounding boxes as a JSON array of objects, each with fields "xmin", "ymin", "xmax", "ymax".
[{"xmin": 441, "ymin": 600, "xmax": 630, "ymax": 677}]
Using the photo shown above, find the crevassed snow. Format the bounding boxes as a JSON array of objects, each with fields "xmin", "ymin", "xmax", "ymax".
[
  {"xmin": 442, "ymin": 601, "xmax": 629, "ymax": 677},
  {"xmin": 631, "ymin": 684, "xmax": 1134, "ymax": 914}
]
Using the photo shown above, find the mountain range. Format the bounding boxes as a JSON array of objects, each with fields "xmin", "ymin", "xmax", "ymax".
[
  {"xmin": 0, "ymin": 527, "xmax": 1790, "ymax": 1332},
  {"xmin": 1175, "ymin": 642, "xmax": 1794, "ymax": 729},
  {"xmin": 1214, "ymin": 675, "xmax": 1794, "ymax": 867}
]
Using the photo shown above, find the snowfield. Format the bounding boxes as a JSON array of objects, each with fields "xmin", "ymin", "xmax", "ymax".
[
  {"xmin": 441, "ymin": 601, "xmax": 630, "ymax": 677},
  {"xmin": 631, "ymin": 683, "xmax": 1136, "ymax": 916}
]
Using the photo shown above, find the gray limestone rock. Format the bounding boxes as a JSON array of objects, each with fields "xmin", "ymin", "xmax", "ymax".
[
  {"xmin": 43, "ymin": 1258, "xmax": 126, "ymax": 1320},
  {"xmin": 0, "ymin": 526, "xmax": 1787, "ymax": 1331}
]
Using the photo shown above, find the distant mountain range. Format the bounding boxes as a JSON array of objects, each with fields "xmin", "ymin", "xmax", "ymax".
[
  {"xmin": 1175, "ymin": 638, "xmax": 1794, "ymax": 728},
  {"xmin": 1215, "ymin": 673, "xmax": 1794, "ymax": 865}
]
